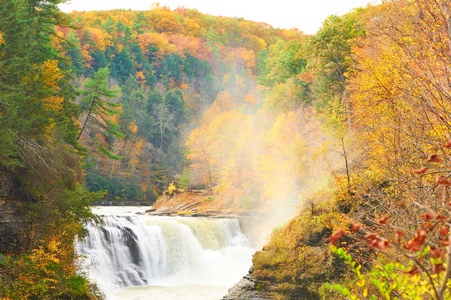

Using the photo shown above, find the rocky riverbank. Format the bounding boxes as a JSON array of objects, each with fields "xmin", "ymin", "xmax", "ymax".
[
  {"xmin": 222, "ymin": 266, "xmax": 276, "ymax": 300},
  {"xmin": 147, "ymin": 190, "xmax": 236, "ymax": 217}
]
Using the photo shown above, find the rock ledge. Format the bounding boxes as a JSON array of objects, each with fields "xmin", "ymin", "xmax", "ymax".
[{"xmin": 222, "ymin": 266, "xmax": 276, "ymax": 300}]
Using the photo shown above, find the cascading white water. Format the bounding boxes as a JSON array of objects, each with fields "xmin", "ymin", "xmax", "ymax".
[{"xmin": 76, "ymin": 208, "xmax": 254, "ymax": 300}]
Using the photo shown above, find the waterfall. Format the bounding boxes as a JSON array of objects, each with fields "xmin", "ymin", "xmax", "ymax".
[{"xmin": 76, "ymin": 213, "xmax": 253, "ymax": 299}]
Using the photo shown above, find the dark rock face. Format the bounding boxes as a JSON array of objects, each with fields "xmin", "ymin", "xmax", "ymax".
[
  {"xmin": 0, "ymin": 169, "xmax": 15, "ymax": 198},
  {"xmin": 223, "ymin": 267, "xmax": 276, "ymax": 300},
  {"xmin": 123, "ymin": 226, "xmax": 142, "ymax": 265},
  {"xmin": 0, "ymin": 169, "xmax": 28, "ymax": 253}
]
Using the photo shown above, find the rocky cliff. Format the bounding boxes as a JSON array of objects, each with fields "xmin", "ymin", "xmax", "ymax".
[
  {"xmin": 222, "ymin": 266, "xmax": 276, "ymax": 300},
  {"xmin": 0, "ymin": 169, "xmax": 28, "ymax": 253}
]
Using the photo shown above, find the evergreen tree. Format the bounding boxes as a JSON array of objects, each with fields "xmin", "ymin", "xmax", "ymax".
[
  {"xmin": 146, "ymin": 89, "xmax": 164, "ymax": 113},
  {"xmin": 78, "ymin": 67, "xmax": 123, "ymax": 159},
  {"xmin": 110, "ymin": 46, "xmax": 136, "ymax": 83},
  {"xmin": 65, "ymin": 30, "xmax": 86, "ymax": 76},
  {"xmin": 0, "ymin": 0, "xmax": 77, "ymax": 167},
  {"xmin": 165, "ymin": 89, "xmax": 186, "ymax": 127},
  {"xmin": 91, "ymin": 48, "xmax": 108, "ymax": 72}
]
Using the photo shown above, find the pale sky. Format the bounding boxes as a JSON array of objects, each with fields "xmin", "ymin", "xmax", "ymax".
[{"xmin": 59, "ymin": 0, "xmax": 379, "ymax": 35}]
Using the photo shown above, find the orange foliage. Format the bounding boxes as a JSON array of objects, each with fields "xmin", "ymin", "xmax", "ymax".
[
  {"xmin": 24, "ymin": 60, "xmax": 65, "ymax": 112},
  {"xmin": 166, "ymin": 34, "xmax": 211, "ymax": 60},
  {"xmin": 128, "ymin": 122, "xmax": 138, "ymax": 133},
  {"xmin": 84, "ymin": 27, "xmax": 113, "ymax": 51},
  {"xmin": 138, "ymin": 32, "xmax": 175, "ymax": 61},
  {"xmin": 149, "ymin": 8, "xmax": 184, "ymax": 34},
  {"xmin": 135, "ymin": 71, "xmax": 146, "ymax": 84}
]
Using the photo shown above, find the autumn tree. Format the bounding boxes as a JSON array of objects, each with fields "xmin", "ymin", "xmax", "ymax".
[
  {"xmin": 0, "ymin": 1, "xmax": 99, "ymax": 297},
  {"xmin": 0, "ymin": 0, "xmax": 77, "ymax": 167},
  {"xmin": 324, "ymin": 1, "xmax": 451, "ymax": 299},
  {"xmin": 308, "ymin": 10, "xmax": 365, "ymax": 116},
  {"xmin": 186, "ymin": 127, "xmax": 215, "ymax": 191},
  {"xmin": 152, "ymin": 102, "xmax": 175, "ymax": 149},
  {"xmin": 78, "ymin": 67, "xmax": 123, "ymax": 158}
]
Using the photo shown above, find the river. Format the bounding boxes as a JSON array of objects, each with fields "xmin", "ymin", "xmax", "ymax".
[{"xmin": 76, "ymin": 206, "xmax": 254, "ymax": 300}]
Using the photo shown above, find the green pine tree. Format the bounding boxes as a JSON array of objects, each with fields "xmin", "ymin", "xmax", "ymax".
[{"xmin": 78, "ymin": 67, "xmax": 123, "ymax": 159}]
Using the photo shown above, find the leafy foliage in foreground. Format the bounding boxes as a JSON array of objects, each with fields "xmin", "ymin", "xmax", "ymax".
[
  {"xmin": 250, "ymin": 0, "xmax": 451, "ymax": 299},
  {"xmin": 0, "ymin": 223, "xmax": 95, "ymax": 300},
  {"xmin": 0, "ymin": 0, "xmax": 102, "ymax": 298}
]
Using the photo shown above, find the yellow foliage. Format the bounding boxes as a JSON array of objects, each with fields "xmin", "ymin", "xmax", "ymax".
[
  {"xmin": 138, "ymin": 32, "xmax": 176, "ymax": 61},
  {"xmin": 168, "ymin": 182, "xmax": 177, "ymax": 195},
  {"xmin": 39, "ymin": 60, "xmax": 64, "ymax": 90},
  {"xmin": 42, "ymin": 95, "xmax": 64, "ymax": 111},
  {"xmin": 258, "ymin": 110, "xmax": 309, "ymax": 201},
  {"xmin": 135, "ymin": 71, "xmax": 146, "ymax": 84},
  {"xmin": 128, "ymin": 121, "xmax": 138, "ymax": 133},
  {"xmin": 150, "ymin": 9, "xmax": 183, "ymax": 34},
  {"xmin": 244, "ymin": 94, "xmax": 258, "ymax": 105},
  {"xmin": 23, "ymin": 60, "xmax": 65, "ymax": 111},
  {"xmin": 117, "ymin": 43, "xmax": 124, "ymax": 54},
  {"xmin": 240, "ymin": 48, "xmax": 256, "ymax": 70},
  {"xmin": 43, "ymin": 118, "xmax": 56, "ymax": 143},
  {"xmin": 349, "ymin": 0, "xmax": 451, "ymax": 182},
  {"xmin": 201, "ymin": 91, "xmax": 237, "ymax": 125},
  {"xmin": 183, "ymin": 18, "xmax": 201, "ymax": 37},
  {"xmin": 264, "ymin": 78, "xmax": 302, "ymax": 112},
  {"xmin": 84, "ymin": 27, "xmax": 113, "ymax": 51},
  {"xmin": 30, "ymin": 238, "xmax": 61, "ymax": 268}
]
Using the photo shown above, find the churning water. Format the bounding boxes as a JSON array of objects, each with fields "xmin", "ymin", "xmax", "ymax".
[{"xmin": 76, "ymin": 207, "xmax": 254, "ymax": 299}]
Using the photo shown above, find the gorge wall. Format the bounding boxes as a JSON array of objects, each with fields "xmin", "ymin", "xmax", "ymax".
[{"xmin": 0, "ymin": 169, "xmax": 28, "ymax": 253}]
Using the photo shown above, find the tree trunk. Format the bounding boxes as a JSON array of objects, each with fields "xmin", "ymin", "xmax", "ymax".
[{"xmin": 77, "ymin": 96, "xmax": 98, "ymax": 140}]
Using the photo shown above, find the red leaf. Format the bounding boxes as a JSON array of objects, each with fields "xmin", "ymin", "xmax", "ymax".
[
  {"xmin": 423, "ymin": 222, "xmax": 435, "ymax": 230},
  {"xmin": 351, "ymin": 223, "xmax": 361, "ymax": 232},
  {"xmin": 376, "ymin": 238, "xmax": 390, "ymax": 250},
  {"xmin": 404, "ymin": 239, "xmax": 421, "ymax": 252},
  {"xmin": 433, "ymin": 263, "xmax": 446, "ymax": 274},
  {"xmin": 444, "ymin": 140, "xmax": 451, "ymax": 148},
  {"xmin": 435, "ymin": 176, "xmax": 451, "ymax": 185},
  {"xmin": 422, "ymin": 213, "xmax": 432, "ymax": 221},
  {"xmin": 328, "ymin": 229, "xmax": 345, "ymax": 246},
  {"xmin": 395, "ymin": 230, "xmax": 405, "ymax": 240},
  {"xmin": 430, "ymin": 246, "xmax": 444, "ymax": 258},
  {"xmin": 439, "ymin": 226, "xmax": 449, "ymax": 237},
  {"xmin": 427, "ymin": 154, "xmax": 442, "ymax": 162},
  {"xmin": 364, "ymin": 233, "xmax": 377, "ymax": 240},
  {"xmin": 440, "ymin": 238, "xmax": 450, "ymax": 247},
  {"xmin": 404, "ymin": 265, "xmax": 419, "ymax": 277},
  {"xmin": 417, "ymin": 229, "xmax": 427, "ymax": 240},
  {"xmin": 377, "ymin": 215, "xmax": 389, "ymax": 225},
  {"xmin": 413, "ymin": 167, "xmax": 428, "ymax": 174},
  {"xmin": 436, "ymin": 215, "xmax": 447, "ymax": 222},
  {"xmin": 404, "ymin": 230, "xmax": 428, "ymax": 252}
]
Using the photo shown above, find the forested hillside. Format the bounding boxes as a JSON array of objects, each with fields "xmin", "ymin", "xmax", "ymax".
[{"xmin": 53, "ymin": 5, "xmax": 305, "ymax": 205}]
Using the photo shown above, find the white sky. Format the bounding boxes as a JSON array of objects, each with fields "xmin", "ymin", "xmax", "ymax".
[{"xmin": 59, "ymin": 0, "xmax": 379, "ymax": 35}]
